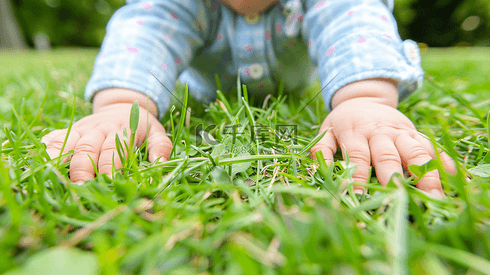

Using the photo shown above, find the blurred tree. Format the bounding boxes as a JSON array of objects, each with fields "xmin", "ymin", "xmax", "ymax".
[
  {"xmin": 10, "ymin": 0, "xmax": 125, "ymax": 48},
  {"xmin": 7, "ymin": 0, "xmax": 490, "ymax": 48},
  {"xmin": 394, "ymin": 0, "xmax": 490, "ymax": 46},
  {"xmin": 0, "ymin": 0, "xmax": 27, "ymax": 49}
]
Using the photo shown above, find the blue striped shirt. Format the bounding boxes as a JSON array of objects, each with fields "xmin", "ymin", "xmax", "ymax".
[{"xmin": 85, "ymin": 0, "xmax": 423, "ymax": 119}]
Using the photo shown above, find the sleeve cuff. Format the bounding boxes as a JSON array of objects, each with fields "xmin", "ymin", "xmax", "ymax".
[
  {"xmin": 320, "ymin": 38, "xmax": 424, "ymax": 111},
  {"xmin": 83, "ymin": 0, "xmax": 213, "ymax": 120}
]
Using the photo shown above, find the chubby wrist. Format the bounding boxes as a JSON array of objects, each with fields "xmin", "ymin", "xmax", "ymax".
[
  {"xmin": 93, "ymin": 87, "xmax": 159, "ymax": 118},
  {"xmin": 331, "ymin": 78, "xmax": 399, "ymax": 109}
]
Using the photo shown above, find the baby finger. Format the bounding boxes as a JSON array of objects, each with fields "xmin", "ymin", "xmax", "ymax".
[
  {"xmin": 413, "ymin": 133, "xmax": 457, "ymax": 174},
  {"xmin": 69, "ymin": 129, "xmax": 106, "ymax": 183},
  {"xmin": 45, "ymin": 129, "xmax": 81, "ymax": 163},
  {"xmin": 395, "ymin": 134, "xmax": 444, "ymax": 197},
  {"xmin": 98, "ymin": 131, "xmax": 125, "ymax": 179}
]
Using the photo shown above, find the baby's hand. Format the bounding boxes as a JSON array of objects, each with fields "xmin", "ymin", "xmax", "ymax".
[
  {"xmin": 42, "ymin": 103, "xmax": 172, "ymax": 183},
  {"xmin": 311, "ymin": 97, "xmax": 456, "ymax": 197}
]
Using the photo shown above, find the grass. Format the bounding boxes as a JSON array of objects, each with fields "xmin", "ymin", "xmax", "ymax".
[{"xmin": 0, "ymin": 47, "xmax": 490, "ymax": 274}]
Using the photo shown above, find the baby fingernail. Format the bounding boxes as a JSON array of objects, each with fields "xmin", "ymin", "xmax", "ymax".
[{"xmin": 430, "ymin": 189, "xmax": 444, "ymax": 197}]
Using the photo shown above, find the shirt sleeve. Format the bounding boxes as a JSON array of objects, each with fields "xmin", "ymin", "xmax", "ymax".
[
  {"xmin": 85, "ymin": 0, "xmax": 214, "ymax": 119},
  {"xmin": 301, "ymin": 0, "xmax": 423, "ymax": 111}
]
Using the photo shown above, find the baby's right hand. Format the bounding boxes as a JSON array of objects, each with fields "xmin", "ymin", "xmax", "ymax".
[{"xmin": 41, "ymin": 103, "xmax": 172, "ymax": 183}]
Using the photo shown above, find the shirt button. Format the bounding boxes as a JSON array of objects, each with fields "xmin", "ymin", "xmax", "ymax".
[
  {"xmin": 403, "ymin": 40, "xmax": 421, "ymax": 65},
  {"xmin": 249, "ymin": 64, "xmax": 264, "ymax": 79},
  {"xmin": 244, "ymin": 13, "xmax": 260, "ymax": 24}
]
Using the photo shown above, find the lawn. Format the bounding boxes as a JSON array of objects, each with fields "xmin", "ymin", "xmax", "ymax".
[{"xmin": 0, "ymin": 47, "xmax": 490, "ymax": 274}]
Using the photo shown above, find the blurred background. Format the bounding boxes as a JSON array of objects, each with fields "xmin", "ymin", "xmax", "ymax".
[{"xmin": 1, "ymin": 0, "xmax": 489, "ymax": 50}]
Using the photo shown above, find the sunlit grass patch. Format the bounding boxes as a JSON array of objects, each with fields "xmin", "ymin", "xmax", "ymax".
[{"xmin": 0, "ymin": 48, "xmax": 490, "ymax": 274}]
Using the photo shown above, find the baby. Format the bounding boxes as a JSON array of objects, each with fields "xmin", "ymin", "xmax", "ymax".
[{"xmin": 42, "ymin": 0, "xmax": 455, "ymax": 196}]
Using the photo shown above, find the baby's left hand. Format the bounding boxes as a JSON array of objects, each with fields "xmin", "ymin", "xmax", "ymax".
[{"xmin": 310, "ymin": 97, "xmax": 456, "ymax": 197}]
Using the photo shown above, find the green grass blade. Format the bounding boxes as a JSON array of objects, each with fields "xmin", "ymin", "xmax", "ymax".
[
  {"xmin": 242, "ymin": 84, "xmax": 249, "ymax": 103},
  {"xmin": 169, "ymin": 85, "xmax": 189, "ymax": 159},
  {"xmin": 237, "ymin": 69, "xmax": 242, "ymax": 107},
  {"xmin": 426, "ymin": 243, "xmax": 490, "ymax": 274},
  {"xmin": 130, "ymin": 101, "xmax": 140, "ymax": 135},
  {"xmin": 298, "ymin": 129, "xmax": 327, "ymax": 155},
  {"xmin": 215, "ymin": 73, "xmax": 223, "ymax": 93},
  {"xmin": 487, "ymin": 110, "xmax": 490, "ymax": 151},
  {"xmin": 10, "ymin": 104, "xmax": 51, "ymax": 161},
  {"xmin": 56, "ymin": 94, "xmax": 77, "ymax": 165},
  {"xmin": 115, "ymin": 133, "xmax": 126, "ymax": 168},
  {"xmin": 28, "ymin": 84, "xmax": 50, "ymax": 129},
  {"xmin": 390, "ymin": 189, "xmax": 409, "ymax": 275},
  {"xmin": 0, "ymin": 153, "xmax": 21, "ymax": 225}
]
